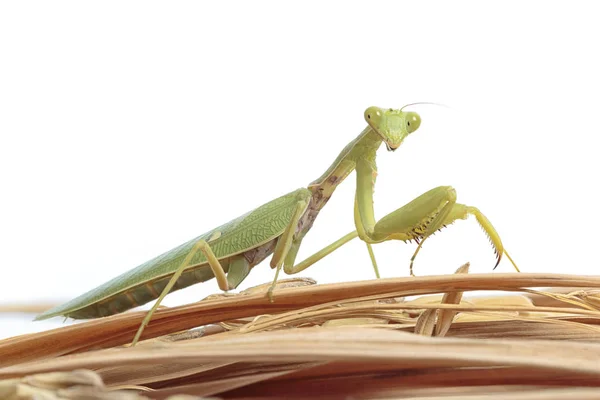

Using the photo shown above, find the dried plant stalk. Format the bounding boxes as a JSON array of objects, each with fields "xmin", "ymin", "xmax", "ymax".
[{"xmin": 2, "ymin": 269, "xmax": 600, "ymax": 399}]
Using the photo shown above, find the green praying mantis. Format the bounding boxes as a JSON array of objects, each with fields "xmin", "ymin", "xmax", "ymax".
[{"xmin": 36, "ymin": 105, "xmax": 519, "ymax": 344}]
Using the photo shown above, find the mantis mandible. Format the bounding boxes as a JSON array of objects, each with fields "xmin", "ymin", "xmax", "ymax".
[{"xmin": 36, "ymin": 106, "xmax": 519, "ymax": 344}]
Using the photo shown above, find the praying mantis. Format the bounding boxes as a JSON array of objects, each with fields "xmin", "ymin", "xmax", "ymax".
[{"xmin": 36, "ymin": 106, "xmax": 519, "ymax": 344}]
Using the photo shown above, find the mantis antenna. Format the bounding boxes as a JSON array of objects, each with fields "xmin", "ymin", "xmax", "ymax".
[{"xmin": 400, "ymin": 101, "xmax": 450, "ymax": 111}]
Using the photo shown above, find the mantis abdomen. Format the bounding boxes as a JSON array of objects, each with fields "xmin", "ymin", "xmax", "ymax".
[
  {"xmin": 67, "ymin": 263, "xmax": 218, "ymax": 318},
  {"xmin": 67, "ymin": 238, "xmax": 280, "ymax": 319}
]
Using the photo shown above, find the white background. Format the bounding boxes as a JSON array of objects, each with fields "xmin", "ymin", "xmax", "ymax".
[{"xmin": 1, "ymin": 1, "xmax": 599, "ymax": 339}]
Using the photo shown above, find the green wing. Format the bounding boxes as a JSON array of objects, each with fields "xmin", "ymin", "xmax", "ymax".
[{"xmin": 36, "ymin": 188, "xmax": 311, "ymax": 320}]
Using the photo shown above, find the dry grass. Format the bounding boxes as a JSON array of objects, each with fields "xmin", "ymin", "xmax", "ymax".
[{"xmin": 2, "ymin": 263, "xmax": 600, "ymax": 399}]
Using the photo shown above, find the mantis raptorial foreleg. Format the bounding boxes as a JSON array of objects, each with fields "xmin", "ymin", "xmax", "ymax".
[
  {"xmin": 371, "ymin": 186, "xmax": 512, "ymax": 275},
  {"xmin": 353, "ymin": 157, "xmax": 519, "ymax": 275}
]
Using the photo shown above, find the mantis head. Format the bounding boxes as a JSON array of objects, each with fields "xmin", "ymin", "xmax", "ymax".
[{"xmin": 364, "ymin": 106, "xmax": 421, "ymax": 151}]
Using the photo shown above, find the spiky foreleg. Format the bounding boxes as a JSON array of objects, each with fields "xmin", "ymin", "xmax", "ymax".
[{"xmin": 353, "ymin": 159, "xmax": 518, "ymax": 274}]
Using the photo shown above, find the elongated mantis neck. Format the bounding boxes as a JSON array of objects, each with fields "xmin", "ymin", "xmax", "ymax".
[{"xmin": 307, "ymin": 126, "xmax": 382, "ymax": 211}]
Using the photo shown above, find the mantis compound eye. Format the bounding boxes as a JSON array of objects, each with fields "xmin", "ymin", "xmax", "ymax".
[
  {"xmin": 364, "ymin": 106, "xmax": 383, "ymax": 123},
  {"xmin": 405, "ymin": 112, "xmax": 421, "ymax": 134}
]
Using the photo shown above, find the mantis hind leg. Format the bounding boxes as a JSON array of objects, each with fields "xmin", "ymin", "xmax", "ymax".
[{"xmin": 131, "ymin": 239, "xmax": 240, "ymax": 345}]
